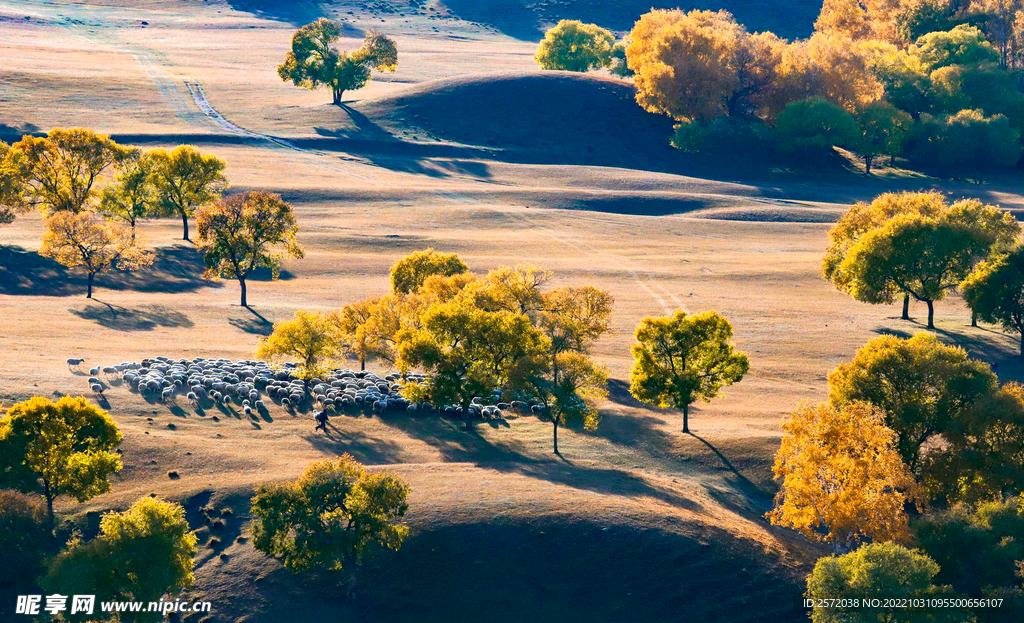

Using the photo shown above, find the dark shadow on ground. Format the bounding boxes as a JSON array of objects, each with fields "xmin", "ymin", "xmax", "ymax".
[
  {"xmin": 224, "ymin": 0, "xmax": 325, "ymax": 25},
  {"xmin": 229, "ymin": 307, "xmax": 276, "ymax": 335},
  {"xmin": 69, "ymin": 300, "xmax": 193, "ymax": 331},
  {"xmin": 304, "ymin": 420, "xmax": 410, "ymax": 464},
  {"xmin": 381, "ymin": 414, "xmax": 702, "ymax": 513},
  {"xmin": 0, "ymin": 243, "xmax": 220, "ymax": 296}
]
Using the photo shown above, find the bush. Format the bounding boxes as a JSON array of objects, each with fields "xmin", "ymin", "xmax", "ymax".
[
  {"xmin": 777, "ymin": 97, "xmax": 860, "ymax": 154},
  {"xmin": 671, "ymin": 117, "xmax": 777, "ymax": 159},
  {"xmin": 0, "ymin": 490, "xmax": 51, "ymax": 595},
  {"xmin": 908, "ymin": 109, "xmax": 1022, "ymax": 180}
]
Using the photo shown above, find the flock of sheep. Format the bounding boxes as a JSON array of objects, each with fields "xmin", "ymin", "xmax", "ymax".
[{"xmin": 67, "ymin": 356, "xmax": 540, "ymax": 420}]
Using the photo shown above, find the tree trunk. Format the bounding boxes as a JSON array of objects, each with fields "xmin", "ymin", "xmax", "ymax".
[
  {"xmin": 44, "ymin": 482, "xmax": 55, "ymax": 532},
  {"xmin": 971, "ymin": 310, "xmax": 978, "ymax": 327},
  {"xmin": 181, "ymin": 211, "xmax": 190, "ymax": 241},
  {"xmin": 926, "ymin": 300, "xmax": 935, "ymax": 329},
  {"xmin": 864, "ymin": 155, "xmax": 872, "ymax": 175},
  {"xmin": 239, "ymin": 278, "xmax": 248, "ymax": 308},
  {"xmin": 901, "ymin": 294, "xmax": 910, "ymax": 320},
  {"xmin": 333, "ymin": 89, "xmax": 343, "ymax": 106},
  {"xmin": 552, "ymin": 419, "xmax": 559, "ymax": 455},
  {"xmin": 682, "ymin": 403, "xmax": 689, "ymax": 434},
  {"xmin": 464, "ymin": 402, "xmax": 473, "ymax": 431},
  {"xmin": 87, "ymin": 272, "xmax": 95, "ymax": 299},
  {"xmin": 360, "ymin": 357, "xmax": 365, "ymax": 372},
  {"xmin": 1019, "ymin": 334, "xmax": 1023, "ymax": 360}
]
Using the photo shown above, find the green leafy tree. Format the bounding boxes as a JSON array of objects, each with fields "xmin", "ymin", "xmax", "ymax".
[
  {"xmin": 0, "ymin": 396, "xmax": 122, "ymax": 526},
  {"xmin": 923, "ymin": 383, "xmax": 1024, "ymax": 504},
  {"xmin": 389, "ymin": 248, "xmax": 469, "ymax": 294},
  {"xmin": 0, "ymin": 491, "xmax": 52, "ymax": 599},
  {"xmin": 332, "ymin": 297, "xmax": 390, "ymax": 371},
  {"xmin": 628, "ymin": 309, "xmax": 749, "ymax": 433},
  {"xmin": 777, "ymin": 96, "xmax": 860, "ymax": 154},
  {"xmin": 805, "ymin": 542, "xmax": 968, "ymax": 623},
  {"xmin": 99, "ymin": 148, "xmax": 156, "ymax": 236},
  {"xmin": 822, "ymin": 191, "xmax": 947, "ymax": 320},
  {"xmin": 841, "ymin": 213, "xmax": 982, "ymax": 328},
  {"xmin": 894, "ymin": 0, "xmax": 957, "ymax": 44},
  {"xmin": 856, "ymin": 100, "xmax": 913, "ymax": 172},
  {"xmin": 513, "ymin": 285, "xmax": 614, "ymax": 453},
  {"xmin": 6, "ymin": 128, "xmax": 123, "ymax": 214},
  {"xmin": 912, "ymin": 24, "xmax": 1000, "ymax": 70},
  {"xmin": 250, "ymin": 455, "xmax": 409, "ymax": 602},
  {"xmin": 256, "ymin": 310, "xmax": 343, "ymax": 384},
  {"xmin": 828, "ymin": 333, "xmax": 997, "ymax": 471},
  {"xmin": 865, "ymin": 41, "xmax": 932, "ymax": 117},
  {"xmin": 535, "ymin": 20, "xmax": 615, "ymax": 72},
  {"xmin": 963, "ymin": 246, "xmax": 1024, "ymax": 357},
  {"xmin": 913, "ymin": 497, "xmax": 1024, "ymax": 601},
  {"xmin": 147, "ymin": 145, "xmax": 226, "ymax": 241},
  {"xmin": 910, "ymin": 109, "xmax": 1023, "ymax": 181},
  {"xmin": 398, "ymin": 296, "xmax": 545, "ymax": 430},
  {"xmin": 45, "ymin": 497, "xmax": 197, "ymax": 623},
  {"xmin": 609, "ymin": 41, "xmax": 633, "ymax": 77},
  {"xmin": 195, "ymin": 191, "xmax": 304, "ymax": 307},
  {"xmin": 278, "ymin": 19, "xmax": 398, "ymax": 105}
]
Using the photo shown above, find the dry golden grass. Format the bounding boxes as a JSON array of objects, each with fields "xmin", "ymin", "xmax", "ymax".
[{"xmin": 1, "ymin": 2, "xmax": 1022, "ymax": 621}]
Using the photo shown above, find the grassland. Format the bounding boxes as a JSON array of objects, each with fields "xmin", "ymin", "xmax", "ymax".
[{"xmin": 1, "ymin": 1, "xmax": 1023, "ymax": 621}]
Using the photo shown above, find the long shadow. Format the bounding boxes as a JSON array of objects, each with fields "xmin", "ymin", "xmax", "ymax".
[
  {"xmin": 228, "ymin": 306, "xmax": 276, "ymax": 335},
  {"xmin": 223, "ymin": 0, "xmax": 333, "ymax": 26},
  {"xmin": 69, "ymin": 300, "xmax": 193, "ymax": 331},
  {"xmin": 689, "ymin": 433, "xmax": 773, "ymax": 511},
  {"xmin": 0, "ymin": 243, "xmax": 220, "ymax": 296},
  {"xmin": 874, "ymin": 320, "xmax": 1023, "ymax": 383},
  {"xmin": 303, "ymin": 420, "xmax": 410, "ymax": 464},
  {"xmin": 381, "ymin": 415, "xmax": 703, "ymax": 513}
]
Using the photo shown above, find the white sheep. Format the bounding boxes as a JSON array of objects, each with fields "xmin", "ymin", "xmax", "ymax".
[{"xmin": 66, "ymin": 358, "xmax": 85, "ymax": 371}]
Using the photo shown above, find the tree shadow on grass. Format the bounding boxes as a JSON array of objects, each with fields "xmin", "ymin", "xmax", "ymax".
[
  {"xmin": 228, "ymin": 307, "xmax": 275, "ymax": 335},
  {"xmin": 873, "ymin": 320, "xmax": 1023, "ymax": 383},
  {"xmin": 69, "ymin": 300, "xmax": 193, "ymax": 331},
  {"xmin": 0, "ymin": 243, "xmax": 220, "ymax": 296},
  {"xmin": 303, "ymin": 421, "xmax": 411, "ymax": 464},
  {"xmin": 381, "ymin": 415, "xmax": 704, "ymax": 513}
]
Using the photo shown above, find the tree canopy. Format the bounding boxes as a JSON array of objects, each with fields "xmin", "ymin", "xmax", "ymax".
[
  {"xmin": 389, "ymin": 248, "xmax": 469, "ymax": 294},
  {"xmin": 535, "ymin": 20, "xmax": 615, "ymax": 72},
  {"xmin": 195, "ymin": 190, "xmax": 303, "ymax": 307},
  {"xmin": 768, "ymin": 401, "xmax": 918, "ymax": 552},
  {"xmin": 46, "ymin": 497, "xmax": 197, "ymax": 622},
  {"xmin": 99, "ymin": 148, "xmax": 157, "ymax": 234},
  {"xmin": 278, "ymin": 20, "xmax": 398, "ymax": 105},
  {"xmin": 776, "ymin": 96, "xmax": 860, "ymax": 153},
  {"xmin": 147, "ymin": 145, "xmax": 226, "ymax": 241},
  {"xmin": 827, "ymin": 333, "xmax": 997, "ymax": 471},
  {"xmin": 963, "ymin": 246, "xmax": 1024, "ymax": 357},
  {"xmin": 628, "ymin": 309, "xmax": 749, "ymax": 433},
  {"xmin": 256, "ymin": 310, "xmax": 343, "ymax": 382},
  {"xmin": 0, "ymin": 396, "xmax": 123, "ymax": 525},
  {"xmin": 39, "ymin": 210, "xmax": 155, "ymax": 299},
  {"xmin": 251, "ymin": 455, "xmax": 409, "ymax": 601}
]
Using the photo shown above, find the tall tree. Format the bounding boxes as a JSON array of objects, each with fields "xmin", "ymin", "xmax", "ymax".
[
  {"xmin": 776, "ymin": 96, "xmax": 861, "ymax": 154},
  {"xmin": 626, "ymin": 9, "xmax": 784, "ymax": 122},
  {"xmin": 855, "ymin": 100, "xmax": 913, "ymax": 173},
  {"xmin": 6, "ymin": 128, "xmax": 123, "ymax": 214},
  {"xmin": 333, "ymin": 297, "xmax": 390, "ymax": 371},
  {"xmin": 39, "ymin": 210, "xmax": 155, "ymax": 298},
  {"xmin": 195, "ymin": 191, "xmax": 303, "ymax": 307},
  {"xmin": 250, "ymin": 455, "xmax": 409, "ymax": 602},
  {"xmin": 828, "ymin": 333, "xmax": 997, "ymax": 471},
  {"xmin": 389, "ymin": 248, "xmax": 469, "ymax": 294},
  {"xmin": 963, "ymin": 246, "xmax": 1024, "ymax": 357},
  {"xmin": 767, "ymin": 401, "xmax": 918, "ymax": 552},
  {"xmin": 628, "ymin": 309, "xmax": 749, "ymax": 433},
  {"xmin": 911, "ymin": 23, "xmax": 1000, "ymax": 70},
  {"xmin": 148, "ymin": 145, "xmax": 226, "ymax": 241},
  {"xmin": 398, "ymin": 296, "xmax": 545, "ymax": 430},
  {"xmin": 772, "ymin": 32, "xmax": 883, "ymax": 116},
  {"xmin": 841, "ymin": 213, "xmax": 981, "ymax": 327},
  {"xmin": 46, "ymin": 497, "xmax": 197, "ymax": 622},
  {"xmin": 0, "ymin": 396, "xmax": 122, "ymax": 526},
  {"xmin": 99, "ymin": 148, "xmax": 157, "ymax": 236},
  {"xmin": 278, "ymin": 20, "xmax": 398, "ymax": 105},
  {"xmin": 535, "ymin": 20, "xmax": 615, "ymax": 72},
  {"xmin": 256, "ymin": 310, "xmax": 343, "ymax": 384},
  {"xmin": 823, "ymin": 191, "xmax": 946, "ymax": 319},
  {"xmin": 513, "ymin": 285, "xmax": 614, "ymax": 453}
]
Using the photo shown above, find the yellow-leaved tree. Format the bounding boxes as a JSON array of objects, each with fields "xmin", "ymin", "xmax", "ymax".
[
  {"xmin": 257, "ymin": 310, "xmax": 343, "ymax": 385},
  {"xmin": 767, "ymin": 400, "xmax": 919, "ymax": 553},
  {"xmin": 39, "ymin": 210, "xmax": 155, "ymax": 299}
]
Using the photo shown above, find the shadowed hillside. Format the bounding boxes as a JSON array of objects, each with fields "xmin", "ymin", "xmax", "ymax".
[{"xmin": 357, "ymin": 71, "xmax": 684, "ymax": 170}]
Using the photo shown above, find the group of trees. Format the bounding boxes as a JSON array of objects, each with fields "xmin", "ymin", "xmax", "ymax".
[
  {"xmin": 0, "ymin": 394, "xmax": 410, "ymax": 610},
  {"xmin": 770, "ymin": 331, "xmax": 1024, "ymax": 618},
  {"xmin": 823, "ymin": 190, "xmax": 1020, "ymax": 330},
  {"xmin": 0, "ymin": 396, "xmax": 198, "ymax": 618},
  {"xmin": 543, "ymin": 2, "xmax": 1024, "ymax": 177},
  {"xmin": 278, "ymin": 19, "xmax": 398, "ymax": 105},
  {"xmin": 0, "ymin": 128, "xmax": 304, "ymax": 304}
]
